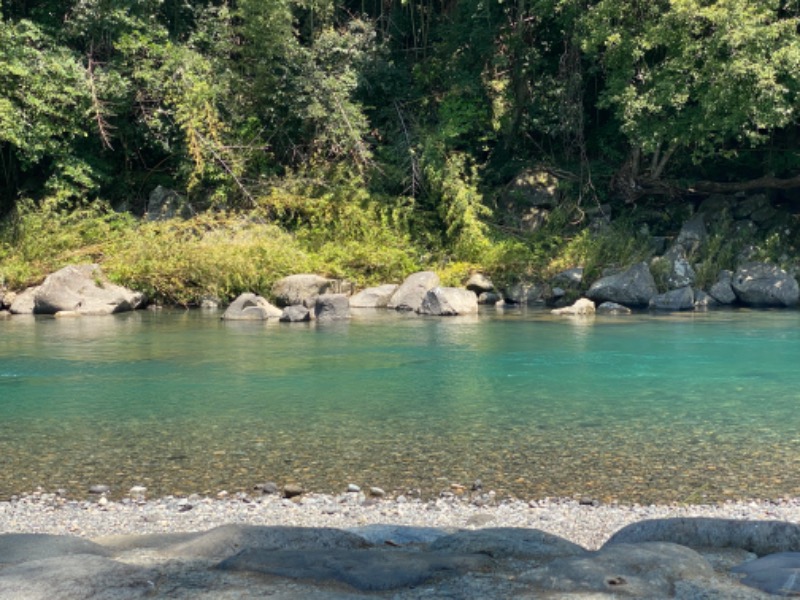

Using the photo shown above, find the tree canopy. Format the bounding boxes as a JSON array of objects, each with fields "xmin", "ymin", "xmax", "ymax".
[{"xmin": 1, "ymin": 0, "xmax": 799, "ymax": 235}]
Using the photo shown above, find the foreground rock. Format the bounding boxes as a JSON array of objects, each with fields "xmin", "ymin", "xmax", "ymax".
[
  {"xmin": 0, "ymin": 519, "xmax": 784, "ymax": 599},
  {"xmin": 387, "ymin": 271, "xmax": 440, "ymax": 311},
  {"xmin": 33, "ymin": 264, "xmax": 145, "ymax": 315},
  {"xmin": 221, "ymin": 293, "xmax": 282, "ymax": 320},
  {"xmin": 606, "ymin": 517, "xmax": 800, "ymax": 556},
  {"xmin": 731, "ymin": 262, "xmax": 799, "ymax": 307},
  {"xmin": 586, "ymin": 262, "xmax": 658, "ymax": 308},
  {"xmin": 417, "ymin": 287, "xmax": 478, "ymax": 316}
]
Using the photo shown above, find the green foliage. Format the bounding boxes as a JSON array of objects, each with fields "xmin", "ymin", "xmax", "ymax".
[
  {"xmin": 553, "ymin": 218, "xmax": 653, "ymax": 287},
  {"xmin": 103, "ymin": 215, "xmax": 317, "ymax": 304},
  {"xmin": 0, "ymin": 200, "xmax": 134, "ymax": 286},
  {"xmin": 581, "ymin": 0, "xmax": 800, "ymax": 171}
]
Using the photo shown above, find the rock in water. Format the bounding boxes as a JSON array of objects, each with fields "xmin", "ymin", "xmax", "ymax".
[
  {"xmin": 221, "ymin": 293, "xmax": 282, "ymax": 320},
  {"xmin": 314, "ymin": 294, "xmax": 351, "ymax": 321},
  {"xmin": 732, "ymin": 262, "xmax": 799, "ymax": 307},
  {"xmin": 279, "ymin": 305, "xmax": 311, "ymax": 322},
  {"xmin": 33, "ymin": 265, "xmax": 145, "ymax": 315},
  {"xmin": 551, "ymin": 298, "xmax": 595, "ymax": 315},
  {"xmin": 709, "ymin": 270, "xmax": 737, "ymax": 304},
  {"xmin": 387, "ymin": 272, "xmax": 440, "ymax": 311},
  {"xmin": 465, "ymin": 273, "xmax": 494, "ymax": 294},
  {"xmin": 649, "ymin": 286, "xmax": 694, "ymax": 311},
  {"xmin": 272, "ymin": 275, "xmax": 335, "ymax": 308},
  {"xmin": 586, "ymin": 262, "xmax": 658, "ymax": 307},
  {"xmin": 9, "ymin": 287, "xmax": 38, "ymax": 314},
  {"xmin": 349, "ymin": 284, "xmax": 398, "ymax": 308},
  {"xmin": 417, "ymin": 287, "xmax": 478, "ymax": 316}
]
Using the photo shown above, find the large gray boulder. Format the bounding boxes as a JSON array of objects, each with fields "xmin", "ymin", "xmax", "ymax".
[
  {"xmin": 160, "ymin": 525, "xmax": 369, "ymax": 561},
  {"xmin": 33, "ymin": 265, "xmax": 145, "ymax": 315},
  {"xmin": 655, "ymin": 246, "xmax": 697, "ymax": 289},
  {"xmin": 606, "ymin": 517, "xmax": 800, "ymax": 556},
  {"xmin": 8, "ymin": 287, "xmax": 38, "ymax": 314},
  {"xmin": 674, "ymin": 213, "xmax": 707, "ymax": 255},
  {"xmin": 709, "ymin": 270, "xmax": 737, "ymax": 304},
  {"xmin": 429, "ymin": 528, "xmax": 585, "ymax": 560},
  {"xmin": 502, "ymin": 281, "xmax": 545, "ymax": 305},
  {"xmin": 586, "ymin": 262, "xmax": 658, "ymax": 307},
  {"xmin": 465, "ymin": 273, "xmax": 494, "ymax": 294},
  {"xmin": 314, "ymin": 294, "xmax": 351, "ymax": 321},
  {"xmin": 349, "ymin": 284, "xmax": 398, "ymax": 308},
  {"xmin": 221, "ymin": 293, "xmax": 282, "ymax": 320},
  {"xmin": 417, "ymin": 287, "xmax": 478, "ymax": 316},
  {"xmin": 279, "ymin": 305, "xmax": 311, "ymax": 322},
  {"xmin": 551, "ymin": 267, "xmax": 584, "ymax": 289},
  {"xmin": 218, "ymin": 547, "xmax": 491, "ymax": 592},
  {"xmin": 272, "ymin": 274, "xmax": 335, "ymax": 308},
  {"xmin": 731, "ymin": 552, "xmax": 800, "ymax": 596},
  {"xmin": 731, "ymin": 262, "xmax": 799, "ymax": 307},
  {"xmin": 387, "ymin": 271, "xmax": 440, "ymax": 311},
  {"xmin": 522, "ymin": 541, "xmax": 715, "ymax": 597},
  {"xmin": 649, "ymin": 286, "xmax": 694, "ymax": 311}
]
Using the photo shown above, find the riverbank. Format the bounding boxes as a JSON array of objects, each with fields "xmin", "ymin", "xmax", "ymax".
[{"xmin": 3, "ymin": 490, "xmax": 799, "ymax": 551}]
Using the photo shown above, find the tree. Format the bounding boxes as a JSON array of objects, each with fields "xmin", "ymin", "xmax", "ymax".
[{"xmin": 581, "ymin": 0, "xmax": 800, "ymax": 199}]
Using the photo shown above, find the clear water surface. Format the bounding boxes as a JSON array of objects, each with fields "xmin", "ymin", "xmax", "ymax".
[{"xmin": 1, "ymin": 307, "xmax": 799, "ymax": 503}]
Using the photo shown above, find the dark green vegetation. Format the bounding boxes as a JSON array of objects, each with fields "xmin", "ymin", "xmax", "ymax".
[{"xmin": 1, "ymin": 1, "xmax": 800, "ymax": 303}]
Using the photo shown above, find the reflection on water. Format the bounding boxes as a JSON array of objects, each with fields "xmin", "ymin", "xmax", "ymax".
[{"xmin": 0, "ymin": 307, "xmax": 799, "ymax": 502}]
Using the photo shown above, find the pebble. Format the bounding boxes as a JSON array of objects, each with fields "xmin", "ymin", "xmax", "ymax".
[
  {"xmin": 88, "ymin": 485, "xmax": 110, "ymax": 495},
  {"xmin": 369, "ymin": 487, "xmax": 385, "ymax": 498},
  {"xmin": 283, "ymin": 484, "xmax": 305, "ymax": 498},
  {"xmin": 6, "ymin": 491, "xmax": 800, "ymax": 551},
  {"xmin": 347, "ymin": 484, "xmax": 361, "ymax": 493}
]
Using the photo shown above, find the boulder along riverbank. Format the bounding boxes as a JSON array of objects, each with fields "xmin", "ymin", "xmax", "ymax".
[{"xmin": 3, "ymin": 492, "xmax": 800, "ymax": 597}]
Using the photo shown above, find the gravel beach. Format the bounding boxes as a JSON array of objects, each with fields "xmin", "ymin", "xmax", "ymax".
[{"xmin": 2, "ymin": 489, "xmax": 799, "ymax": 550}]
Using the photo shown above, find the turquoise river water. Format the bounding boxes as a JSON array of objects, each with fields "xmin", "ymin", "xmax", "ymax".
[{"xmin": 1, "ymin": 307, "xmax": 799, "ymax": 503}]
